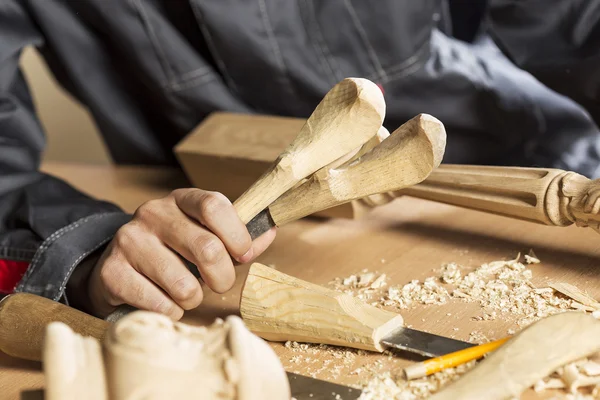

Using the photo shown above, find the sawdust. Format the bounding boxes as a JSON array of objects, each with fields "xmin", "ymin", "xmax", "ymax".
[
  {"xmin": 357, "ymin": 361, "xmax": 478, "ymax": 400},
  {"xmin": 285, "ymin": 253, "xmax": 600, "ymax": 399},
  {"xmin": 359, "ymin": 253, "xmax": 581, "ymax": 327}
]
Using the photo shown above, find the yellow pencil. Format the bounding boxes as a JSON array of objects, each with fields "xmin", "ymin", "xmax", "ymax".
[{"xmin": 403, "ymin": 337, "xmax": 510, "ymax": 380}]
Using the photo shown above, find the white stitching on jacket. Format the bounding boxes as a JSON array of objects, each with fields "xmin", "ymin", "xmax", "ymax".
[
  {"xmin": 17, "ymin": 213, "xmax": 111, "ymax": 287},
  {"xmin": 55, "ymin": 235, "xmax": 115, "ymax": 301}
]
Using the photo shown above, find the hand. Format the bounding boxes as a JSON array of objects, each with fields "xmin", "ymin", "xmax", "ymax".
[{"xmin": 86, "ymin": 189, "xmax": 276, "ymax": 319}]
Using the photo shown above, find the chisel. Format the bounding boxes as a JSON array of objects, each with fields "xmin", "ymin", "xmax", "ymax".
[
  {"xmin": 241, "ymin": 263, "xmax": 475, "ymax": 357},
  {"xmin": 0, "ymin": 293, "xmax": 362, "ymax": 399}
]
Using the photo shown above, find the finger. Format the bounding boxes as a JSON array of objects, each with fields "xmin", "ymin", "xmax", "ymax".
[
  {"xmin": 128, "ymin": 237, "xmax": 204, "ymax": 311},
  {"xmin": 248, "ymin": 227, "xmax": 277, "ymax": 260},
  {"xmin": 156, "ymin": 214, "xmax": 236, "ymax": 293},
  {"xmin": 134, "ymin": 197, "xmax": 237, "ymax": 293},
  {"xmin": 102, "ymin": 262, "xmax": 185, "ymax": 320},
  {"xmin": 173, "ymin": 189, "xmax": 253, "ymax": 262}
]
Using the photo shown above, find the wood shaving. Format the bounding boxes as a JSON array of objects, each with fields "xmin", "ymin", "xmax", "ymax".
[
  {"xmin": 549, "ymin": 282, "xmax": 600, "ymax": 310},
  {"xmin": 382, "ymin": 278, "xmax": 450, "ymax": 309},
  {"xmin": 467, "ymin": 330, "xmax": 490, "ymax": 343},
  {"xmin": 441, "ymin": 263, "xmax": 461, "ymax": 284},
  {"xmin": 525, "ymin": 249, "xmax": 540, "ymax": 264}
]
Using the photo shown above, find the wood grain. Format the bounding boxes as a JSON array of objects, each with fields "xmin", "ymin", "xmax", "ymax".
[
  {"xmin": 240, "ymin": 263, "xmax": 404, "ymax": 352},
  {"xmin": 232, "ymin": 77, "xmax": 385, "ymax": 223}
]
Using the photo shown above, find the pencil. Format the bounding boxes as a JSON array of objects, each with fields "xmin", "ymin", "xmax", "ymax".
[{"xmin": 403, "ymin": 337, "xmax": 510, "ymax": 380}]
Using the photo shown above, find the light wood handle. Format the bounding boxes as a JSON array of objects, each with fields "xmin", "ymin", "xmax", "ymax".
[
  {"xmin": 267, "ymin": 113, "xmax": 446, "ymax": 226},
  {"xmin": 240, "ymin": 263, "xmax": 404, "ymax": 352},
  {"xmin": 233, "ymin": 77, "xmax": 385, "ymax": 223},
  {"xmin": 0, "ymin": 293, "xmax": 109, "ymax": 361},
  {"xmin": 356, "ymin": 164, "xmax": 600, "ymax": 233}
]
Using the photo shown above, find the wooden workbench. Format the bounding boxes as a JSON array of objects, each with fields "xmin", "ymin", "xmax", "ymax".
[{"xmin": 2, "ymin": 161, "xmax": 599, "ymax": 399}]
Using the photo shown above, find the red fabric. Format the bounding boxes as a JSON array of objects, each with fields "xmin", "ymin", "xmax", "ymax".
[
  {"xmin": 0, "ymin": 259, "xmax": 30, "ymax": 293},
  {"xmin": 376, "ymin": 83, "xmax": 385, "ymax": 95}
]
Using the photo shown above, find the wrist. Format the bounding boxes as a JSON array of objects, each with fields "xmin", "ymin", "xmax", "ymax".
[{"xmin": 65, "ymin": 246, "xmax": 106, "ymax": 315}]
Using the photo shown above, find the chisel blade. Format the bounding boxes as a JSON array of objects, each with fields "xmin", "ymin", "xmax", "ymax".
[
  {"xmin": 380, "ymin": 327, "xmax": 475, "ymax": 358},
  {"xmin": 287, "ymin": 372, "xmax": 362, "ymax": 400},
  {"xmin": 246, "ymin": 208, "xmax": 276, "ymax": 240}
]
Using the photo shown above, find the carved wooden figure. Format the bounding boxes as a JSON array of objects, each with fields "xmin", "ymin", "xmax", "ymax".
[{"xmin": 42, "ymin": 311, "xmax": 290, "ymax": 400}]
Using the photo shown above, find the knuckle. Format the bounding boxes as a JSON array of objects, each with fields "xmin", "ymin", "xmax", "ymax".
[
  {"xmin": 170, "ymin": 276, "xmax": 199, "ymax": 301},
  {"xmin": 202, "ymin": 259, "xmax": 235, "ymax": 294},
  {"xmin": 199, "ymin": 192, "xmax": 230, "ymax": 218},
  {"xmin": 194, "ymin": 237, "xmax": 226, "ymax": 265},
  {"xmin": 184, "ymin": 289, "xmax": 204, "ymax": 310},
  {"xmin": 113, "ymin": 225, "xmax": 138, "ymax": 249},
  {"xmin": 134, "ymin": 199, "xmax": 164, "ymax": 221}
]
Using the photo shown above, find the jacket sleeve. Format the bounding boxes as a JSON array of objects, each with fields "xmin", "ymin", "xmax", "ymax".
[
  {"xmin": 0, "ymin": 1, "xmax": 131, "ymax": 302},
  {"xmin": 487, "ymin": 0, "xmax": 600, "ymax": 126}
]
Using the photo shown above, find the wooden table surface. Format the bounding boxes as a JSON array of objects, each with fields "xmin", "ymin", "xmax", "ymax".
[{"xmin": 2, "ymin": 161, "xmax": 600, "ymax": 399}]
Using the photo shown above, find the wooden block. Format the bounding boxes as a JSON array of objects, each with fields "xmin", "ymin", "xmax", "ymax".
[{"xmin": 174, "ymin": 112, "xmax": 355, "ymax": 219}]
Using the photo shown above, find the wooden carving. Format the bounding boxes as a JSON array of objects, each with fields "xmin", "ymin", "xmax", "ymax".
[
  {"xmin": 42, "ymin": 312, "xmax": 290, "ymax": 400},
  {"xmin": 240, "ymin": 263, "xmax": 404, "ymax": 352},
  {"xmin": 355, "ymin": 165, "xmax": 600, "ymax": 233}
]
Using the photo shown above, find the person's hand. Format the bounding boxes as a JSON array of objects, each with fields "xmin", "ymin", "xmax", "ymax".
[{"xmin": 86, "ymin": 189, "xmax": 276, "ymax": 319}]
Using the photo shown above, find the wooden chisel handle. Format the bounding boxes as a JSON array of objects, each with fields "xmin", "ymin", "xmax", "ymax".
[
  {"xmin": 0, "ymin": 293, "xmax": 108, "ymax": 361},
  {"xmin": 356, "ymin": 164, "xmax": 600, "ymax": 233},
  {"xmin": 240, "ymin": 263, "xmax": 404, "ymax": 352}
]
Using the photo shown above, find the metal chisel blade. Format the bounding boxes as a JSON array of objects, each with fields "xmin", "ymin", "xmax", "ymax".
[
  {"xmin": 287, "ymin": 372, "xmax": 362, "ymax": 400},
  {"xmin": 246, "ymin": 208, "xmax": 276, "ymax": 240},
  {"xmin": 380, "ymin": 327, "xmax": 476, "ymax": 358}
]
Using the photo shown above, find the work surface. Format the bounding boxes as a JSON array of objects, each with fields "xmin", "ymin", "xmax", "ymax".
[{"xmin": 2, "ymin": 161, "xmax": 600, "ymax": 399}]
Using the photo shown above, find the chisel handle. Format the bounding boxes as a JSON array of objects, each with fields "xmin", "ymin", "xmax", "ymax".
[
  {"xmin": 0, "ymin": 293, "xmax": 108, "ymax": 361},
  {"xmin": 233, "ymin": 78, "xmax": 385, "ymax": 224},
  {"xmin": 357, "ymin": 165, "xmax": 600, "ymax": 233},
  {"xmin": 240, "ymin": 263, "xmax": 404, "ymax": 352}
]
